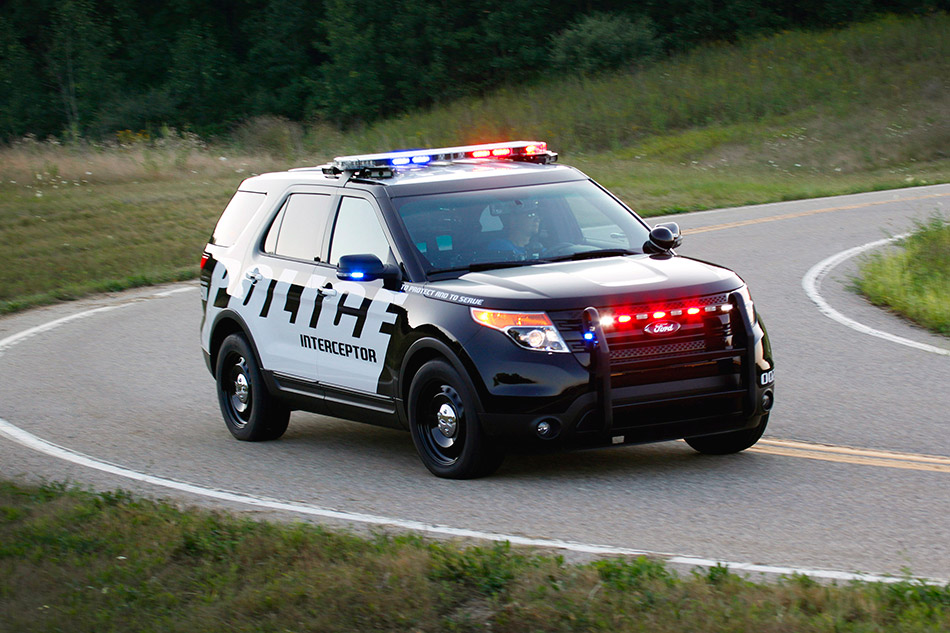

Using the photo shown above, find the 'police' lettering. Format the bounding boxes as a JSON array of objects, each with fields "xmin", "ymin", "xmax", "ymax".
[{"xmin": 333, "ymin": 293, "xmax": 373, "ymax": 337}]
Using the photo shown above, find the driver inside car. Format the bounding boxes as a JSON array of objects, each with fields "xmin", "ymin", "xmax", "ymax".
[{"xmin": 486, "ymin": 202, "xmax": 542, "ymax": 258}]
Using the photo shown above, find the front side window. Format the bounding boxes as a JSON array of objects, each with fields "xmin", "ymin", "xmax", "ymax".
[
  {"xmin": 263, "ymin": 193, "xmax": 332, "ymax": 261},
  {"xmin": 393, "ymin": 180, "xmax": 650, "ymax": 276},
  {"xmin": 329, "ymin": 197, "xmax": 392, "ymax": 265}
]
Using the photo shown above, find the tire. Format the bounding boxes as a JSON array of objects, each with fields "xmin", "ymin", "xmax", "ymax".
[
  {"xmin": 407, "ymin": 360, "xmax": 505, "ymax": 479},
  {"xmin": 215, "ymin": 333, "xmax": 290, "ymax": 441},
  {"xmin": 684, "ymin": 414, "xmax": 768, "ymax": 455}
]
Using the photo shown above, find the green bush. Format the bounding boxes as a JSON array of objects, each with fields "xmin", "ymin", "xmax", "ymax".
[
  {"xmin": 856, "ymin": 215, "xmax": 950, "ymax": 335},
  {"xmin": 550, "ymin": 13, "xmax": 661, "ymax": 74}
]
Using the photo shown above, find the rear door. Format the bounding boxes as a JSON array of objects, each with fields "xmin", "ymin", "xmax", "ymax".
[{"xmin": 245, "ymin": 189, "xmax": 335, "ymax": 381}]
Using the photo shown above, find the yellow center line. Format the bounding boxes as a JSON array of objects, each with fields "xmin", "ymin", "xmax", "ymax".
[
  {"xmin": 749, "ymin": 438, "xmax": 950, "ymax": 473},
  {"xmin": 684, "ymin": 192, "xmax": 950, "ymax": 235},
  {"xmin": 677, "ymin": 190, "xmax": 950, "ymax": 472}
]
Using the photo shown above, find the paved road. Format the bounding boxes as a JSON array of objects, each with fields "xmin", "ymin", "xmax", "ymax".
[{"xmin": 1, "ymin": 184, "xmax": 948, "ymax": 581}]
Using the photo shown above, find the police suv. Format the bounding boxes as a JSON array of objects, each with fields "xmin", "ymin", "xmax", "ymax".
[{"xmin": 200, "ymin": 141, "xmax": 775, "ymax": 478}]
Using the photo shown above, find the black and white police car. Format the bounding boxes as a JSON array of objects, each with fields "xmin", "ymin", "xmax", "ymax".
[{"xmin": 200, "ymin": 141, "xmax": 774, "ymax": 478}]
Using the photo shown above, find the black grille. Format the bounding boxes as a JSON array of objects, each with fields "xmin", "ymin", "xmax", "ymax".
[
  {"xmin": 551, "ymin": 291, "xmax": 751, "ymax": 433},
  {"xmin": 609, "ymin": 340, "xmax": 706, "ymax": 361},
  {"xmin": 550, "ymin": 292, "xmax": 736, "ymax": 364}
]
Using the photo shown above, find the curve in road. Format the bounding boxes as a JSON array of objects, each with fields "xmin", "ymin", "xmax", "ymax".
[{"xmin": 1, "ymin": 184, "xmax": 948, "ymax": 583}]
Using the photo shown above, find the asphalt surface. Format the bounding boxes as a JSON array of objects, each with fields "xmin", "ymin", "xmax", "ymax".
[{"xmin": 1, "ymin": 183, "xmax": 948, "ymax": 581}]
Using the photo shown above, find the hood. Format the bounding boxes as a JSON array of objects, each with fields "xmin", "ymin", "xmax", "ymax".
[{"xmin": 429, "ymin": 255, "xmax": 742, "ymax": 309}]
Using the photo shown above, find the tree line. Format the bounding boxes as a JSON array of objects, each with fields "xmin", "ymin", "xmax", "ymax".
[{"xmin": 0, "ymin": 0, "xmax": 942, "ymax": 140}]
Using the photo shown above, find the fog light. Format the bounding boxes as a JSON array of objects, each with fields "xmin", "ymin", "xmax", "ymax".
[
  {"xmin": 761, "ymin": 390, "xmax": 774, "ymax": 412},
  {"xmin": 535, "ymin": 418, "xmax": 560, "ymax": 439}
]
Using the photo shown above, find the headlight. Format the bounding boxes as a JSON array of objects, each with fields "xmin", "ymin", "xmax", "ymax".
[
  {"xmin": 470, "ymin": 308, "xmax": 569, "ymax": 353},
  {"xmin": 736, "ymin": 285, "xmax": 756, "ymax": 325}
]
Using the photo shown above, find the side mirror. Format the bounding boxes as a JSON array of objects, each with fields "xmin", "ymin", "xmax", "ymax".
[
  {"xmin": 644, "ymin": 222, "xmax": 682, "ymax": 254},
  {"xmin": 336, "ymin": 254, "xmax": 402, "ymax": 289}
]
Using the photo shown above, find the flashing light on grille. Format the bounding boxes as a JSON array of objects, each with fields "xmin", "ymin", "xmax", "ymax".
[
  {"xmin": 598, "ymin": 304, "xmax": 733, "ymax": 329},
  {"xmin": 330, "ymin": 141, "xmax": 556, "ymax": 171}
]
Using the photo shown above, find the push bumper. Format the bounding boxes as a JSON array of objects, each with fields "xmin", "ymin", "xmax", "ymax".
[{"xmin": 479, "ymin": 290, "xmax": 774, "ymax": 448}]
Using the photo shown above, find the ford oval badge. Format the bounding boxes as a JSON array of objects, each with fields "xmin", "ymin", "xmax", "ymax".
[{"xmin": 644, "ymin": 321, "xmax": 681, "ymax": 336}]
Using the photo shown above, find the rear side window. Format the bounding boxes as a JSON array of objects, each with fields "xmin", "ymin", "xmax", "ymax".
[{"xmin": 211, "ymin": 191, "xmax": 267, "ymax": 246}]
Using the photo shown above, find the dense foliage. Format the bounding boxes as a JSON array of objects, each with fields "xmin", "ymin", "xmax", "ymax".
[{"xmin": 0, "ymin": 0, "xmax": 944, "ymax": 139}]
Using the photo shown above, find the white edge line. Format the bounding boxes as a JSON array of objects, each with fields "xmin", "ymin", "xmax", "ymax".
[
  {"xmin": 0, "ymin": 285, "xmax": 195, "ymax": 354},
  {"xmin": 1, "ymin": 417, "xmax": 943, "ymax": 586},
  {"xmin": 802, "ymin": 236, "xmax": 950, "ymax": 356},
  {"xmin": 1, "ymin": 284, "xmax": 947, "ymax": 586}
]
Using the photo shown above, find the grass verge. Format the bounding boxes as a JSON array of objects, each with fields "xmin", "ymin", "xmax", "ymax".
[
  {"xmin": 855, "ymin": 216, "xmax": 950, "ymax": 336},
  {"xmin": 0, "ymin": 139, "xmax": 286, "ymax": 314},
  {"xmin": 1, "ymin": 481, "xmax": 949, "ymax": 633}
]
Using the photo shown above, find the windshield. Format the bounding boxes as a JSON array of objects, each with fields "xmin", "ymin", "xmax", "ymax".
[{"xmin": 394, "ymin": 180, "xmax": 650, "ymax": 277}]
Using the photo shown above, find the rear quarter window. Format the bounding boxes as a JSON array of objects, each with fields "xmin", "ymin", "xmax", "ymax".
[{"xmin": 211, "ymin": 190, "xmax": 267, "ymax": 246}]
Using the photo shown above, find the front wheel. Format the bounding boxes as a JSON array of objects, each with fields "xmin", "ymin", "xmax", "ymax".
[
  {"xmin": 684, "ymin": 414, "xmax": 768, "ymax": 455},
  {"xmin": 408, "ymin": 360, "xmax": 505, "ymax": 479},
  {"xmin": 215, "ymin": 333, "xmax": 290, "ymax": 441}
]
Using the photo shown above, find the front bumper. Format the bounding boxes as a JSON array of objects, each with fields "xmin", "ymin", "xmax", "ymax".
[{"xmin": 476, "ymin": 290, "xmax": 774, "ymax": 448}]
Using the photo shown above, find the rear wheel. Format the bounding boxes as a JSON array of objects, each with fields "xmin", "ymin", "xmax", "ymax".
[
  {"xmin": 685, "ymin": 414, "xmax": 768, "ymax": 455},
  {"xmin": 408, "ymin": 360, "xmax": 505, "ymax": 479},
  {"xmin": 215, "ymin": 333, "xmax": 289, "ymax": 441}
]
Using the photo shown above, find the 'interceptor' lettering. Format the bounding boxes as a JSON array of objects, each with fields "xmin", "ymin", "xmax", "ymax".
[{"xmin": 300, "ymin": 334, "xmax": 378, "ymax": 363}]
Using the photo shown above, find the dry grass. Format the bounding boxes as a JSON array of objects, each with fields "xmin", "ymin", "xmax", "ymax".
[
  {"xmin": 0, "ymin": 132, "xmax": 289, "ymax": 186},
  {"xmin": 0, "ymin": 137, "xmax": 291, "ymax": 312}
]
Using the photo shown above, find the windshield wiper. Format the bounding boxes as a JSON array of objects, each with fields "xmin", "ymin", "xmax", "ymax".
[
  {"xmin": 433, "ymin": 259, "xmax": 547, "ymax": 275},
  {"xmin": 545, "ymin": 248, "xmax": 637, "ymax": 262},
  {"xmin": 466, "ymin": 259, "xmax": 549, "ymax": 272}
]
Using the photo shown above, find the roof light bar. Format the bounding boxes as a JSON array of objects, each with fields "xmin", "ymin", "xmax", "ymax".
[{"xmin": 331, "ymin": 141, "xmax": 556, "ymax": 171}]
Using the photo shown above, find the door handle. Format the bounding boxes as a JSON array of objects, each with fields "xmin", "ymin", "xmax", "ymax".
[
  {"xmin": 317, "ymin": 285, "xmax": 337, "ymax": 297},
  {"xmin": 245, "ymin": 269, "xmax": 263, "ymax": 283}
]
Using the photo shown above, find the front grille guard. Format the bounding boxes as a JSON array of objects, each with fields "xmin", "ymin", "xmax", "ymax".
[
  {"xmin": 582, "ymin": 307, "xmax": 612, "ymax": 433},
  {"xmin": 582, "ymin": 290, "xmax": 756, "ymax": 435}
]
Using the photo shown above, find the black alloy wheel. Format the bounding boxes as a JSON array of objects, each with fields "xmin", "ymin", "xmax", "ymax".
[
  {"xmin": 408, "ymin": 360, "xmax": 504, "ymax": 479},
  {"xmin": 215, "ymin": 333, "xmax": 290, "ymax": 441}
]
